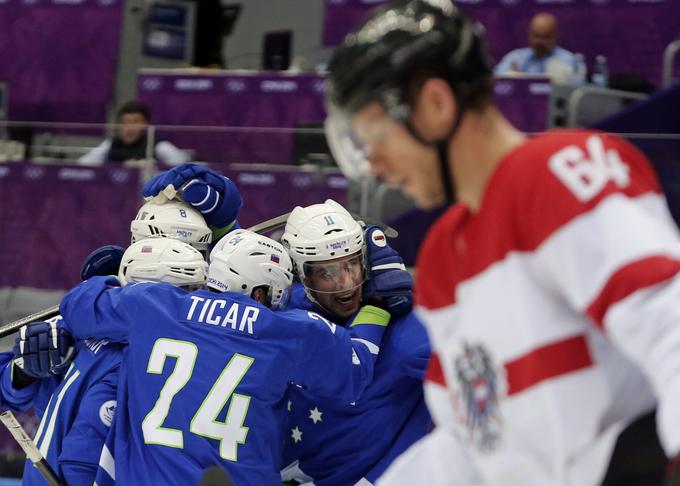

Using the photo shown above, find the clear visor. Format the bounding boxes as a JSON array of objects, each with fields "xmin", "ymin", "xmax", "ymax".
[
  {"xmin": 301, "ymin": 252, "xmax": 366, "ymax": 294},
  {"xmin": 324, "ymin": 103, "xmax": 373, "ymax": 182}
]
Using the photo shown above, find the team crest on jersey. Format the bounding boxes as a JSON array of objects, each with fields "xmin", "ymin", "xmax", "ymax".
[
  {"xmin": 454, "ymin": 343, "xmax": 503, "ymax": 453},
  {"xmin": 99, "ymin": 400, "xmax": 117, "ymax": 427}
]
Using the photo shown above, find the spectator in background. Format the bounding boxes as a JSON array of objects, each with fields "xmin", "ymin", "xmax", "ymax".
[
  {"xmin": 78, "ymin": 100, "xmax": 189, "ymax": 167},
  {"xmin": 495, "ymin": 12, "xmax": 576, "ymax": 80}
]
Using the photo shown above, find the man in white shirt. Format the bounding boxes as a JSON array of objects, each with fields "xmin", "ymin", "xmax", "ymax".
[{"xmin": 78, "ymin": 100, "xmax": 189, "ymax": 167}]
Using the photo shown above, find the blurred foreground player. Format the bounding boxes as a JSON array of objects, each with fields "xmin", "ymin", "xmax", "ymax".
[{"xmin": 326, "ymin": 1, "xmax": 679, "ymax": 484}]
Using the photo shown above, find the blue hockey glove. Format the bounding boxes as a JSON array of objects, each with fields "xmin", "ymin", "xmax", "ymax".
[
  {"xmin": 362, "ymin": 226, "xmax": 413, "ymax": 316},
  {"xmin": 80, "ymin": 245, "xmax": 125, "ymax": 281},
  {"xmin": 13, "ymin": 317, "xmax": 74, "ymax": 379},
  {"xmin": 141, "ymin": 163, "xmax": 243, "ymax": 233}
]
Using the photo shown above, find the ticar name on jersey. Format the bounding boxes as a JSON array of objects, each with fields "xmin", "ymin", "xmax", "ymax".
[{"xmin": 185, "ymin": 296, "xmax": 260, "ymax": 335}]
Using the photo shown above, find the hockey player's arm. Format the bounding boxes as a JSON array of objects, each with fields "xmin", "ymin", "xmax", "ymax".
[
  {"xmin": 58, "ymin": 366, "xmax": 119, "ymax": 486},
  {"xmin": 59, "ymin": 276, "xmax": 136, "ymax": 343},
  {"xmin": 0, "ymin": 351, "xmax": 38, "ymax": 411},
  {"xmin": 393, "ymin": 312, "xmax": 432, "ymax": 380},
  {"xmin": 291, "ymin": 305, "xmax": 390, "ymax": 403},
  {"xmin": 529, "ymin": 136, "xmax": 680, "ymax": 456}
]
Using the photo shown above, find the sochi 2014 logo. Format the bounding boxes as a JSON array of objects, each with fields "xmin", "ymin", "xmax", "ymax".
[
  {"xmin": 141, "ymin": 77, "xmax": 163, "ymax": 92},
  {"xmin": 454, "ymin": 343, "xmax": 504, "ymax": 453}
]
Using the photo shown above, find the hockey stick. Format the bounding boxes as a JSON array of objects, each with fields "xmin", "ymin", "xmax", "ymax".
[
  {"xmin": 0, "ymin": 410, "xmax": 63, "ymax": 486},
  {"xmin": 0, "ymin": 305, "xmax": 60, "ymax": 340},
  {"xmin": 351, "ymin": 213, "xmax": 399, "ymax": 239},
  {"xmin": 247, "ymin": 211, "xmax": 399, "ymax": 238},
  {"xmin": 247, "ymin": 211, "xmax": 291, "ymax": 235}
]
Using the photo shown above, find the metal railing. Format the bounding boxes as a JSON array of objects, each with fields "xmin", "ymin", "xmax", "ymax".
[{"xmin": 662, "ymin": 39, "xmax": 680, "ymax": 88}]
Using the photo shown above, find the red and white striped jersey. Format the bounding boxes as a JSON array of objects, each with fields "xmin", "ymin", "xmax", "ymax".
[{"xmin": 415, "ymin": 130, "xmax": 680, "ymax": 485}]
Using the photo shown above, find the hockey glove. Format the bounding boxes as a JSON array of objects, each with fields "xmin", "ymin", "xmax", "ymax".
[
  {"xmin": 142, "ymin": 163, "xmax": 243, "ymax": 237},
  {"xmin": 80, "ymin": 245, "xmax": 125, "ymax": 281},
  {"xmin": 362, "ymin": 226, "xmax": 413, "ymax": 317},
  {"xmin": 13, "ymin": 318, "xmax": 74, "ymax": 379}
]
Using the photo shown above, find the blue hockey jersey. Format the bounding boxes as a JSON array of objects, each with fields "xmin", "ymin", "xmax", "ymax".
[
  {"xmin": 0, "ymin": 328, "xmax": 122, "ymax": 486},
  {"xmin": 282, "ymin": 283, "xmax": 432, "ymax": 486},
  {"xmin": 59, "ymin": 277, "xmax": 391, "ymax": 486}
]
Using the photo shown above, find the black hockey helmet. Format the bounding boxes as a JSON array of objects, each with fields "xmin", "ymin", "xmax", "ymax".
[
  {"xmin": 327, "ymin": 0, "xmax": 493, "ymax": 119},
  {"xmin": 324, "ymin": 0, "xmax": 493, "ymax": 191}
]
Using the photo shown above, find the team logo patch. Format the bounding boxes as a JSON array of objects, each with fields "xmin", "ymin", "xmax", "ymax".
[
  {"xmin": 228, "ymin": 235, "xmax": 244, "ymax": 246},
  {"xmin": 99, "ymin": 400, "xmax": 117, "ymax": 427},
  {"xmin": 454, "ymin": 343, "xmax": 503, "ymax": 453},
  {"xmin": 371, "ymin": 229, "xmax": 387, "ymax": 248}
]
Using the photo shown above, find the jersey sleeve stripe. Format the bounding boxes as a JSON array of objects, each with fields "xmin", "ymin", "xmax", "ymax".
[
  {"xmin": 351, "ymin": 338, "xmax": 379, "ymax": 355},
  {"xmin": 99, "ymin": 444, "xmax": 116, "ymax": 481},
  {"xmin": 504, "ymin": 334, "xmax": 592, "ymax": 396},
  {"xmin": 587, "ymin": 256, "xmax": 680, "ymax": 328}
]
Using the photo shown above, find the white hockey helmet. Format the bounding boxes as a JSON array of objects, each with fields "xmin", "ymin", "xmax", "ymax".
[
  {"xmin": 130, "ymin": 199, "xmax": 212, "ymax": 254},
  {"xmin": 281, "ymin": 199, "xmax": 365, "ymax": 292},
  {"xmin": 207, "ymin": 229, "xmax": 294, "ymax": 309},
  {"xmin": 118, "ymin": 238, "xmax": 208, "ymax": 289}
]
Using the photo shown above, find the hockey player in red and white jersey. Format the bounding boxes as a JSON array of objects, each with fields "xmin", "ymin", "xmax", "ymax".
[{"xmin": 324, "ymin": 1, "xmax": 680, "ymax": 484}]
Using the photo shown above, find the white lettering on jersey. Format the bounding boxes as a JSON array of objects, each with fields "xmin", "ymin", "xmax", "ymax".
[
  {"xmin": 548, "ymin": 135, "xmax": 630, "ymax": 202},
  {"xmin": 240, "ymin": 307, "xmax": 259, "ymax": 334},
  {"xmin": 206, "ymin": 300, "xmax": 225, "ymax": 325},
  {"xmin": 223, "ymin": 303, "xmax": 238, "ymax": 329},
  {"xmin": 187, "ymin": 296, "xmax": 205, "ymax": 319},
  {"xmin": 185, "ymin": 297, "xmax": 259, "ymax": 335},
  {"xmin": 307, "ymin": 311, "xmax": 337, "ymax": 333}
]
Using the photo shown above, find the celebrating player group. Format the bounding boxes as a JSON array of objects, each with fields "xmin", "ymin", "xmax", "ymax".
[
  {"xmin": 4, "ymin": 0, "xmax": 680, "ymax": 485},
  {"xmin": 0, "ymin": 162, "xmax": 430, "ymax": 486}
]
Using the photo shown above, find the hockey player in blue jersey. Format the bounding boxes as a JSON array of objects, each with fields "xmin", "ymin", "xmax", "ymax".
[
  {"xmin": 140, "ymin": 164, "xmax": 432, "ymax": 485},
  {"xmin": 0, "ymin": 316, "xmax": 71, "ymax": 431},
  {"xmin": 1, "ymin": 237, "xmax": 208, "ymax": 486},
  {"xmin": 59, "ymin": 229, "xmax": 393, "ymax": 486},
  {"xmin": 280, "ymin": 200, "xmax": 432, "ymax": 486}
]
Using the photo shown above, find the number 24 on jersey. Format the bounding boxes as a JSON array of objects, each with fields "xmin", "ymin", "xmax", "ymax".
[{"xmin": 142, "ymin": 338, "xmax": 254, "ymax": 462}]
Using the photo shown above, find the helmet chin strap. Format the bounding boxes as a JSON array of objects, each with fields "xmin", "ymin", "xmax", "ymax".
[
  {"xmin": 436, "ymin": 141, "xmax": 454, "ymax": 203},
  {"xmin": 401, "ymin": 93, "xmax": 466, "ymax": 205}
]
